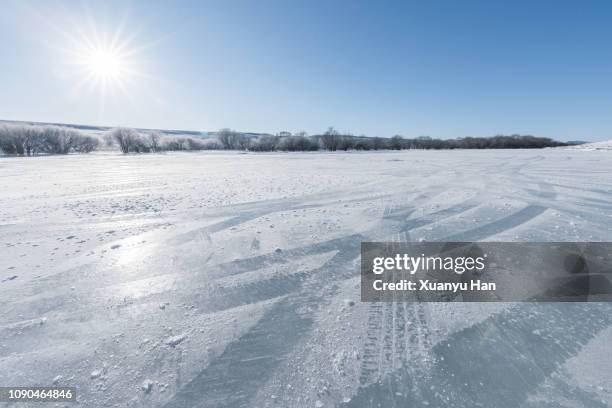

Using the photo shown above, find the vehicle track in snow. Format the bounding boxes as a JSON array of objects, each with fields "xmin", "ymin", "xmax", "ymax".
[{"xmin": 346, "ymin": 154, "xmax": 612, "ymax": 408}]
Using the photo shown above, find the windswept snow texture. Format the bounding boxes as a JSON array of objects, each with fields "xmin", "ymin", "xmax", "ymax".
[{"xmin": 1, "ymin": 150, "xmax": 612, "ymax": 408}]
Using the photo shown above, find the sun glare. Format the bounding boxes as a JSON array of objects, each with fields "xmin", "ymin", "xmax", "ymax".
[
  {"xmin": 61, "ymin": 20, "xmax": 153, "ymax": 102},
  {"xmin": 55, "ymin": 15, "xmax": 160, "ymax": 115},
  {"xmin": 68, "ymin": 40, "xmax": 137, "ymax": 100},
  {"xmin": 85, "ymin": 48, "xmax": 124, "ymax": 80}
]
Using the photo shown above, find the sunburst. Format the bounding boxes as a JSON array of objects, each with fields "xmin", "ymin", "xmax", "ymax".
[
  {"xmin": 55, "ymin": 14, "xmax": 158, "ymax": 111},
  {"xmin": 84, "ymin": 47, "xmax": 125, "ymax": 81},
  {"xmin": 67, "ymin": 29, "xmax": 140, "ymax": 101}
]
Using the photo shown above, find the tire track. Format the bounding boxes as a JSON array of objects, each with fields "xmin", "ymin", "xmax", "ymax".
[
  {"xmin": 161, "ymin": 184, "xmax": 465, "ymax": 407},
  {"xmin": 347, "ymin": 163, "xmax": 612, "ymax": 407},
  {"xmin": 344, "ymin": 303, "xmax": 612, "ymax": 407},
  {"xmin": 443, "ymin": 204, "xmax": 547, "ymax": 241}
]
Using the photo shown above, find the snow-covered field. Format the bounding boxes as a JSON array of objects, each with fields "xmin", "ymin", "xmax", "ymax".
[
  {"xmin": 569, "ymin": 139, "xmax": 612, "ymax": 151},
  {"xmin": 1, "ymin": 149, "xmax": 612, "ymax": 407}
]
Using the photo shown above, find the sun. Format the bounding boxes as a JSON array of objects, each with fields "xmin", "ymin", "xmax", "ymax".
[
  {"xmin": 85, "ymin": 47, "xmax": 125, "ymax": 80},
  {"xmin": 66, "ymin": 42, "xmax": 135, "ymax": 101},
  {"xmin": 67, "ymin": 41, "xmax": 136, "ymax": 103},
  {"xmin": 55, "ymin": 16, "xmax": 161, "ymax": 117},
  {"xmin": 61, "ymin": 22, "xmax": 152, "ymax": 100}
]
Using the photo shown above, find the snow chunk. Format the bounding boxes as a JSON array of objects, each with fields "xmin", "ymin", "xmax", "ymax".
[
  {"xmin": 141, "ymin": 379, "xmax": 154, "ymax": 393},
  {"xmin": 165, "ymin": 333, "xmax": 187, "ymax": 347}
]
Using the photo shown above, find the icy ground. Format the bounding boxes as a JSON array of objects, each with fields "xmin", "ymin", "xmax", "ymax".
[{"xmin": 1, "ymin": 149, "xmax": 612, "ymax": 408}]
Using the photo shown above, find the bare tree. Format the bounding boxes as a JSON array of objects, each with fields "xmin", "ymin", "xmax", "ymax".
[
  {"xmin": 321, "ymin": 127, "xmax": 342, "ymax": 151},
  {"xmin": 147, "ymin": 132, "xmax": 162, "ymax": 152},
  {"xmin": 72, "ymin": 135, "xmax": 100, "ymax": 153},
  {"xmin": 250, "ymin": 135, "xmax": 280, "ymax": 152},
  {"xmin": 337, "ymin": 134, "xmax": 356, "ymax": 151},
  {"xmin": 109, "ymin": 128, "xmax": 146, "ymax": 153},
  {"xmin": 216, "ymin": 128, "xmax": 247, "ymax": 150},
  {"xmin": 390, "ymin": 135, "xmax": 404, "ymax": 150},
  {"xmin": 0, "ymin": 124, "xmax": 99, "ymax": 155},
  {"xmin": 278, "ymin": 135, "xmax": 319, "ymax": 151},
  {"xmin": 371, "ymin": 137, "xmax": 387, "ymax": 150},
  {"xmin": 0, "ymin": 125, "xmax": 24, "ymax": 155}
]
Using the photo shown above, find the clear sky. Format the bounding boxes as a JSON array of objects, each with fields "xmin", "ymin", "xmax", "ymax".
[{"xmin": 1, "ymin": 0, "xmax": 611, "ymax": 141}]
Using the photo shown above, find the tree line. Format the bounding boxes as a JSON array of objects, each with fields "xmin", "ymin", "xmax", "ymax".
[
  {"xmin": 217, "ymin": 127, "xmax": 567, "ymax": 151},
  {"xmin": 0, "ymin": 124, "xmax": 99, "ymax": 156},
  {"xmin": 0, "ymin": 124, "xmax": 567, "ymax": 156}
]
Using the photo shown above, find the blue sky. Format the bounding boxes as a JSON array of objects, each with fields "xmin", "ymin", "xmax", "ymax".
[{"xmin": 1, "ymin": 0, "xmax": 611, "ymax": 140}]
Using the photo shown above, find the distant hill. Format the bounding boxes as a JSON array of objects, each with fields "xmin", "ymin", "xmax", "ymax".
[
  {"xmin": 206, "ymin": 131, "xmax": 271, "ymax": 139},
  {"xmin": 0, "ymin": 119, "xmax": 208, "ymax": 139}
]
